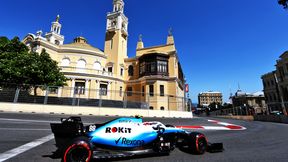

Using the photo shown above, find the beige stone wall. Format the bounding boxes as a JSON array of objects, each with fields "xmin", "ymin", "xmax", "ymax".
[
  {"xmin": 124, "ymin": 79, "xmax": 183, "ymax": 111},
  {"xmin": 104, "ymin": 30, "xmax": 128, "ymax": 80},
  {"xmin": 168, "ymin": 55, "xmax": 177, "ymax": 77}
]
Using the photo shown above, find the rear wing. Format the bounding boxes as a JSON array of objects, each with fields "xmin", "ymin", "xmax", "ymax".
[{"xmin": 50, "ymin": 117, "xmax": 84, "ymax": 148}]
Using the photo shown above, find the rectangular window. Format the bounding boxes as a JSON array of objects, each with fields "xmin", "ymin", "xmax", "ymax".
[
  {"xmin": 142, "ymin": 86, "xmax": 145, "ymax": 96},
  {"xmin": 279, "ymin": 66, "xmax": 285, "ymax": 82},
  {"xmin": 100, "ymin": 84, "xmax": 107, "ymax": 96},
  {"xmin": 160, "ymin": 85, "xmax": 164, "ymax": 96},
  {"xmin": 127, "ymin": 87, "xmax": 132, "ymax": 96},
  {"xmin": 120, "ymin": 68, "xmax": 123, "ymax": 76},
  {"xmin": 110, "ymin": 39, "xmax": 113, "ymax": 49},
  {"xmin": 151, "ymin": 62, "xmax": 156, "ymax": 73},
  {"xmin": 49, "ymin": 87, "xmax": 58, "ymax": 94},
  {"xmin": 149, "ymin": 85, "xmax": 154, "ymax": 97},
  {"xmin": 75, "ymin": 82, "xmax": 85, "ymax": 95},
  {"xmin": 108, "ymin": 67, "xmax": 113, "ymax": 73},
  {"xmin": 120, "ymin": 86, "xmax": 122, "ymax": 97},
  {"xmin": 157, "ymin": 61, "xmax": 168, "ymax": 74}
]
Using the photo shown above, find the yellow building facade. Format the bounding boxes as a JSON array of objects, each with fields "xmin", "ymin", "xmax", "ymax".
[{"xmin": 22, "ymin": 0, "xmax": 186, "ymax": 111}]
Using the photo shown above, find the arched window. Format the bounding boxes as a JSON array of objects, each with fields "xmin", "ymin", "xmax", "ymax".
[
  {"xmin": 61, "ymin": 58, "xmax": 70, "ymax": 66},
  {"xmin": 77, "ymin": 59, "xmax": 86, "ymax": 69},
  {"xmin": 160, "ymin": 106, "xmax": 165, "ymax": 110},
  {"xmin": 149, "ymin": 106, "xmax": 154, "ymax": 110},
  {"xmin": 93, "ymin": 62, "xmax": 102, "ymax": 70},
  {"xmin": 128, "ymin": 65, "xmax": 134, "ymax": 76},
  {"xmin": 55, "ymin": 40, "xmax": 60, "ymax": 45}
]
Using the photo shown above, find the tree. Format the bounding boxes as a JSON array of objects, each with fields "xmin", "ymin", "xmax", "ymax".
[
  {"xmin": 278, "ymin": 0, "xmax": 288, "ymax": 9},
  {"xmin": 0, "ymin": 37, "xmax": 30, "ymax": 86},
  {"xmin": 208, "ymin": 102, "xmax": 222, "ymax": 111},
  {"xmin": 0, "ymin": 36, "xmax": 67, "ymax": 95},
  {"xmin": 28, "ymin": 49, "xmax": 67, "ymax": 96}
]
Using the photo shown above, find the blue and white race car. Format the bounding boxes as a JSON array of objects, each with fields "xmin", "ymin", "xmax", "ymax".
[{"xmin": 50, "ymin": 116, "xmax": 223, "ymax": 162}]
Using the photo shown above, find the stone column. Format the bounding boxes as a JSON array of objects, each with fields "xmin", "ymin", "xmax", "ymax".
[
  {"xmin": 71, "ymin": 78, "xmax": 75, "ymax": 97},
  {"xmin": 85, "ymin": 79, "xmax": 90, "ymax": 98},
  {"xmin": 95, "ymin": 80, "xmax": 100, "ymax": 99},
  {"xmin": 107, "ymin": 82, "xmax": 111, "ymax": 100},
  {"xmin": 58, "ymin": 87, "xmax": 63, "ymax": 97}
]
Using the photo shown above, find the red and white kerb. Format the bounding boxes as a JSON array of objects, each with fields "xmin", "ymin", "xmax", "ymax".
[{"xmin": 176, "ymin": 119, "xmax": 246, "ymax": 131}]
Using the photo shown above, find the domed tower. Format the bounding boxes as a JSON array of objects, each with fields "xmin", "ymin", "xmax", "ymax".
[{"xmin": 104, "ymin": 0, "xmax": 128, "ymax": 78}]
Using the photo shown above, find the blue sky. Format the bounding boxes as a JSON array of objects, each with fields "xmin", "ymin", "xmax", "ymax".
[{"xmin": 1, "ymin": 0, "xmax": 288, "ymax": 103}]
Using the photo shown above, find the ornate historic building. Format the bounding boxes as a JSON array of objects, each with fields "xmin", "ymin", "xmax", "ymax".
[
  {"xmin": 262, "ymin": 51, "xmax": 288, "ymax": 115},
  {"xmin": 198, "ymin": 91, "xmax": 223, "ymax": 107},
  {"xmin": 230, "ymin": 90, "xmax": 266, "ymax": 114},
  {"xmin": 22, "ymin": 0, "xmax": 186, "ymax": 111}
]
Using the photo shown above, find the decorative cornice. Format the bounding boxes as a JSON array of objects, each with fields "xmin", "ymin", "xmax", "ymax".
[{"xmin": 34, "ymin": 39, "xmax": 107, "ymax": 58}]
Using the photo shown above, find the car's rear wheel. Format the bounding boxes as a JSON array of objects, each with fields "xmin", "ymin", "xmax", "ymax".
[{"xmin": 63, "ymin": 137, "xmax": 92, "ymax": 162}]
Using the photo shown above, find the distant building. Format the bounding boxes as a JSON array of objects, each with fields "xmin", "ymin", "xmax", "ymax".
[
  {"xmin": 261, "ymin": 51, "xmax": 288, "ymax": 115},
  {"xmin": 198, "ymin": 91, "xmax": 223, "ymax": 107},
  {"xmin": 231, "ymin": 90, "xmax": 266, "ymax": 114},
  {"xmin": 261, "ymin": 71, "xmax": 282, "ymax": 113}
]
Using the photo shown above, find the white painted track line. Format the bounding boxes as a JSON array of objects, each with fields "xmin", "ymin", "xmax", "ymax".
[
  {"xmin": 0, "ymin": 128, "xmax": 50, "ymax": 131},
  {"xmin": 0, "ymin": 134, "xmax": 54, "ymax": 162},
  {"xmin": 0, "ymin": 118, "xmax": 56, "ymax": 123}
]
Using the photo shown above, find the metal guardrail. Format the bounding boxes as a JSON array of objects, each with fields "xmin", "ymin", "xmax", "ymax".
[{"xmin": 206, "ymin": 103, "xmax": 287, "ymax": 116}]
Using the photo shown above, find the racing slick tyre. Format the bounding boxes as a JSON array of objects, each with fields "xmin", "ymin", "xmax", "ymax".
[
  {"xmin": 178, "ymin": 132, "xmax": 207, "ymax": 155},
  {"xmin": 62, "ymin": 137, "xmax": 92, "ymax": 162},
  {"xmin": 187, "ymin": 132, "xmax": 207, "ymax": 155}
]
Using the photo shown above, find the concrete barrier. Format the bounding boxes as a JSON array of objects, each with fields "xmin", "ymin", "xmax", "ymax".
[
  {"xmin": 0, "ymin": 102, "xmax": 193, "ymax": 118},
  {"xmin": 217, "ymin": 115, "xmax": 254, "ymax": 121},
  {"xmin": 254, "ymin": 115, "xmax": 288, "ymax": 124},
  {"xmin": 216, "ymin": 115, "xmax": 288, "ymax": 124}
]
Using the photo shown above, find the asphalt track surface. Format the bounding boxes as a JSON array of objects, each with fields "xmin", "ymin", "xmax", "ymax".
[{"xmin": 0, "ymin": 112, "xmax": 288, "ymax": 162}]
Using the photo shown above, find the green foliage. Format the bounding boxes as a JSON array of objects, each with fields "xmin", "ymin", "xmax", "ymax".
[
  {"xmin": 222, "ymin": 103, "xmax": 233, "ymax": 109},
  {"xmin": 208, "ymin": 102, "xmax": 222, "ymax": 111},
  {"xmin": 279, "ymin": 0, "xmax": 288, "ymax": 9},
  {"xmin": 0, "ymin": 37, "xmax": 30, "ymax": 86},
  {"xmin": 0, "ymin": 36, "xmax": 66, "ymax": 92}
]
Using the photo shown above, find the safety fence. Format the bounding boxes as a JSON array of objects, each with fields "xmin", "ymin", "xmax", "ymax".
[
  {"xmin": 0, "ymin": 85, "xmax": 189, "ymax": 111},
  {"xmin": 209, "ymin": 103, "xmax": 287, "ymax": 116}
]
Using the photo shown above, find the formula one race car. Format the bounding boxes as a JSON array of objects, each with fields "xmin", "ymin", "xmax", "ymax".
[{"xmin": 50, "ymin": 116, "xmax": 223, "ymax": 162}]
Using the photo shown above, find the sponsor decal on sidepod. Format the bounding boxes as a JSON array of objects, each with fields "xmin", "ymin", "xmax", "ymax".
[
  {"xmin": 105, "ymin": 127, "xmax": 132, "ymax": 133},
  {"xmin": 115, "ymin": 137, "xmax": 145, "ymax": 146}
]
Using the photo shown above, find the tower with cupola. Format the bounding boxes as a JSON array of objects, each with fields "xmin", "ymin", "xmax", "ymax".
[
  {"xmin": 104, "ymin": 0, "xmax": 128, "ymax": 78},
  {"xmin": 45, "ymin": 15, "xmax": 64, "ymax": 45}
]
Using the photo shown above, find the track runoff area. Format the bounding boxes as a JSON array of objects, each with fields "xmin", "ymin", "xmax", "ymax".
[{"xmin": 0, "ymin": 115, "xmax": 246, "ymax": 162}]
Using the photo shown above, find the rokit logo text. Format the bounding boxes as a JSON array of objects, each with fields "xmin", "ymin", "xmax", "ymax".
[{"xmin": 106, "ymin": 127, "xmax": 132, "ymax": 133}]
